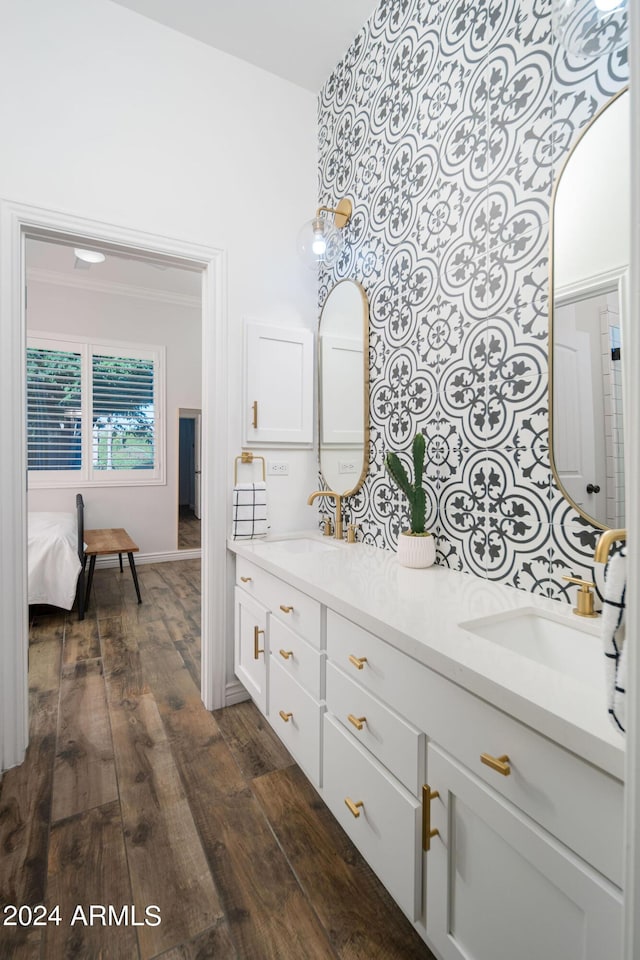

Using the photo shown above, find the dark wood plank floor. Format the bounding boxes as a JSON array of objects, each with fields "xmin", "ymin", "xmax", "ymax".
[
  {"xmin": 178, "ymin": 507, "xmax": 201, "ymax": 549},
  {"xmin": 0, "ymin": 560, "xmax": 434, "ymax": 960}
]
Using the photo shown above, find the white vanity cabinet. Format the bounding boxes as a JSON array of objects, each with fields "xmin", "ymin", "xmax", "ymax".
[
  {"xmin": 234, "ymin": 587, "xmax": 268, "ymax": 714},
  {"xmin": 234, "ymin": 556, "xmax": 325, "ymax": 786},
  {"xmin": 231, "ymin": 545, "xmax": 624, "ymax": 960},
  {"xmin": 426, "ymin": 744, "xmax": 622, "ymax": 960}
]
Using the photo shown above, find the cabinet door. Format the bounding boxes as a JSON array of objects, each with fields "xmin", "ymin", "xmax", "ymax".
[
  {"xmin": 234, "ymin": 587, "xmax": 268, "ymax": 714},
  {"xmin": 244, "ymin": 321, "xmax": 314, "ymax": 445},
  {"xmin": 425, "ymin": 745, "xmax": 622, "ymax": 960}
]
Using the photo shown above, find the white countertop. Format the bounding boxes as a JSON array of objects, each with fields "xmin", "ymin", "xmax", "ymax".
[{"xmin": 228, "ymin": 532, "xmax": 625, "ymax": 780}]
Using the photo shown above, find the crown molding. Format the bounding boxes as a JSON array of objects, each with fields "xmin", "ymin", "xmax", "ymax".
[{"xmin": 27, "ymin": 267, "xmax": 201, "ymax": 308}]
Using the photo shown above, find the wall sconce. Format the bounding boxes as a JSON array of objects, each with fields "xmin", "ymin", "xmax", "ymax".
[
  {"xmin": 297, "ymin": 198, "xmax": 352, "ymax": 269},
  {"xmin": 552, "ymin": 0, "xmax": 627, "ymax": 58}
]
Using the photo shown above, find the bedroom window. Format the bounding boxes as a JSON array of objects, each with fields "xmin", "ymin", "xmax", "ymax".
[{"xmin": 27, "ymin": 334, "xmax": 165, "ymax": 488}]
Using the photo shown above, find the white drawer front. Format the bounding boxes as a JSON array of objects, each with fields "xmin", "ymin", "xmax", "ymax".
[
  {"xmin": 326, "ymin": 609, "xmax": 624, "ymax": 887},
  {"xmin": 270, "ymin": 617, "xmax": 324, "ymax": 700},
  {"xmin": 326, "ymin": 661, "xmax": 424, "ymax": 796},
  {"xmin": 269, "ymin": 658, "xmax": 324, "ymax": 786},
  {"xmin": 427, "ymin": 678, "xmax": 625, "ymax": 888},
  {"xmin": 322, "ymin": 714, "xmax": 421, "ymax": 922},
  {"xmin": 237, "ymin": 557, "xmax": 321, "ymax": 648}
]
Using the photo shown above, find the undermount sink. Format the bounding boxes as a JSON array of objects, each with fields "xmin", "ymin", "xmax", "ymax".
[
  {"xmin": 459, "ymin": 607, "xmax": 603, "ymax": 688},
  {"xmin": 263, "ymin": 537, "xmax": 339, "ymax": 554}
]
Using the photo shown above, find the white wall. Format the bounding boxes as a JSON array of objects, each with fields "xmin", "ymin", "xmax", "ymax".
[
  {"xmin": 0, "ymin": 0, "xmax": 320, "ymax": 535},
  {"xmin": 26, "ymin": 276, "xmax": 201, "ymax": 553}
]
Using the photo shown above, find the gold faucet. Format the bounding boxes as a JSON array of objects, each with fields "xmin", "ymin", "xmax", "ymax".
[
  {"xmin": 308, "ymin": 490, "xmax": 343, "ymax": 539},
  {"xmin": 594, "ymin": 528, "xmax": 627, "ymax": 563}
]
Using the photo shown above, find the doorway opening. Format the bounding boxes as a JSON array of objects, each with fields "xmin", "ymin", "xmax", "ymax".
[
  {"xmin": 0, "ymin": 199, "xmax": 228, "ymax": 772},
  {"xmin": 178, "ymin": 408, "xmax": 201, "ymax": 549}
]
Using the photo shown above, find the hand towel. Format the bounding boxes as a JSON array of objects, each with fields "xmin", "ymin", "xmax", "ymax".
[
  {"xmin": 601, "ymin": 547, "xmax": 626, "ymax": 734},
  {"xmin": 232, "ymin": 482, "xmax": 268, "ymax": 540}
]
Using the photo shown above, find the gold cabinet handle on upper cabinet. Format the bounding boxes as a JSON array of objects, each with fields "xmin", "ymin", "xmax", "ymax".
[
  {"xmin": 279, "ymin": 710, "xmax": 293, "ymax": 723},
  {"xmin": 251, "ymin": 400, "xmax": 258, "ymax": 429},
  {"xmin": 279, "ymin": 649, "xmax": 293, "ymax": 660},
  {"xmin": 480, "ymin": 753, "xmax": 511, "ymax": 776},
  {"xmin": 253, "ymin": 626, "xmax": 264, "ymax": 660},
  {"xmin": 240, "ymin": 576, "xmax": 252, "ymax": 583},
  {"xmin": 347, "ymin": 713, "xmax": 366, "ymax": 731},
  {"xmin": 422, "ymin": 785, "xmax": 440, "ymax": 851},
  {"xmin": 348, "ymin": 655, "xmax": 367, "ymax": 670},
  {"xmin": 279, "ymin": 605, "xmax": 294, "ymax": 614},
  {"xmin": 345, "ymin": 797, "xmax": 364, "ymax": 818}
]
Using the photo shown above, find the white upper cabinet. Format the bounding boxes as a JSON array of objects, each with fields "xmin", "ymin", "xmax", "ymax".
[{"xmin": 244, "ymin": 321, "xmax": 314, "ymax": 445}]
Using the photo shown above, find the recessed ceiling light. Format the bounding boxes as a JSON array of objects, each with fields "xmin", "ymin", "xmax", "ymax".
[{"xmin": 74, "ymin": 248, "xmax": 106, "ymax": 264}]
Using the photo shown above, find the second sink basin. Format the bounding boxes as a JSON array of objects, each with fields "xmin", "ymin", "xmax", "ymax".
[{"xmin": 459, "ymin": 607, "xmax": 603, "ymax": 689}]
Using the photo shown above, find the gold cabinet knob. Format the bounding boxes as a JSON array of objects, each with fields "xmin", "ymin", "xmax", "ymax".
[
  {"xmin": 279, "ymin": 710, "xmax": 293, "ymax": 723},
  {"xmin": 348, "ymin": 655, "xmax": 367, "ymax": 670},
  {"xmin": 279, "ymin": 604, "xmax": 294, "ymax": 614},
  {"xmin": 480, "ymin": 753, "xmax": 511, "ymax": 776},
  {"xmin": 240, "ymin": 576, "xmax": 252, "ymax": 583},
  {"xmin": 345, "ymin": 797, "xmax": 364, "ymax": 818},
  {"xmin": 347, "ymin": 713, "xmax": 366, "ymax": 731},
  {"xmin": 253, "ymin": 626, "xmax": 264, "ymax": 660},
  {"xmin": 279, "ymin": 649, "xmax": 293, "ymax": 660}
]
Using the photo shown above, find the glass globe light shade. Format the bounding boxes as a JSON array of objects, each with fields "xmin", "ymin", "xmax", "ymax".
[
  {"xmin": 552, "ymin": 0, "xmax": 628, "ymax": 58},
  {"xmin": 296, "ymin": 214, "xmax": 344, "ymax": 270}
]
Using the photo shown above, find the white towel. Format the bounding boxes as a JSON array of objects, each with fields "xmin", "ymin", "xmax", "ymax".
[
  {"xmin": 232, "ymin": 482, "xmax": 268, "ymax": 539},
  {"xmin": 601, "ymin": 547, "xmax": 626, "ymax": 734}
]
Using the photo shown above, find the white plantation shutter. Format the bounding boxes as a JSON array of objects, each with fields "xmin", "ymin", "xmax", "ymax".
[
  {"xmin": 26, "ymin": 347, "xmax": 82, "ymax": 472},
  {"xmin": 27, "ymin": 335, "xmax": 165, "ymax": 487},
  {"xmin": 92, "ymin": 354, "xmax": 155, "ymax": 472}
]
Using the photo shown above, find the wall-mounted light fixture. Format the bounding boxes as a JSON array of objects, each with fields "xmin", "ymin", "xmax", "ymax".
[
  {"xmin": 297, "ymin": 198, "xmax": 352, "ymax": 269},
  {"xmin": 74, "ymin": 248, "xmax": 106, "ymax": 264},
  {"xmin": 552, "ymin": 0, "xmax": 627, "ymax": 58}
]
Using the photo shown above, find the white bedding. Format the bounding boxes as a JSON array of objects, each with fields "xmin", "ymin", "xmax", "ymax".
[{"xmin": 28, "ymin": 512, "xmax": 82, "ymax": 610}]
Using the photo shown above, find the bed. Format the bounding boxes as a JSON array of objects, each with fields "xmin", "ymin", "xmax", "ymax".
[{"xmin": 27, "ymin": 494, "xmax": 86, "ymax": 619}]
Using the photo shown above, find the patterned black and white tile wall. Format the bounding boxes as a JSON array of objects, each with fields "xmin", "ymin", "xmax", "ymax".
[{"xmin": 318, "ymin": 0, "xmax": 628, "ymax": 600}]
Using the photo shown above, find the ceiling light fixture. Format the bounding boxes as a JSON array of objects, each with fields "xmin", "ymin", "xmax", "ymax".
[
  {"xmin": 552, "ymin": 0, "xmax": 628, "ymax": 58},
  {"xmin": 297, "ymin": 198, "xmax": 352, "ymax": 270},
  {"xmin": 73, "ymin": 248, "xmax": 106, "ymax": 264}
]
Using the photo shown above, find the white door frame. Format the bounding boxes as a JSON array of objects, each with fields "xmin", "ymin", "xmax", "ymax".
[{"xmin": 0, "ymin": 199, "xmax": 229, "ymax": 770}]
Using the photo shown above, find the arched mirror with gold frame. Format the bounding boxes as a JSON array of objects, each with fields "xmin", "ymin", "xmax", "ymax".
[
  {"xmin": 318, "ymin": 279, "xmax": 369, "ymax": 496},
  {"xmin": 550, "ymin": 86, "xmax": 629, "ymax": 530}
]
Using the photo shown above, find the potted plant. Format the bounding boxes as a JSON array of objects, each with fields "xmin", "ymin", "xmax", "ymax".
[{"xmin": 385, "ymin": 432, "xmax": 436, "ymax": 568}]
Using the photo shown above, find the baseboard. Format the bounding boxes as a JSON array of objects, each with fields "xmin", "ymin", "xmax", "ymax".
[
  {"xmin": 225, "ymin": 679, "xmax": 250, "ymax": 706},
  {"xmin": 94, "ymin": 548, "xmax": 201, "ymax": 568}
]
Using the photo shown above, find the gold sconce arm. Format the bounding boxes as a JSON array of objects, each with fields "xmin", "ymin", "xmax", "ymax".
[{"xmin": 594, "ymin": 528, "xmax": 627, "ymax": 564}]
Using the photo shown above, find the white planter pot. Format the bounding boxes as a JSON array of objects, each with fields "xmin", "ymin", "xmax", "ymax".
[{"xmin": 396, "ymin": 531, "xmax": 436, "ymax": 568}]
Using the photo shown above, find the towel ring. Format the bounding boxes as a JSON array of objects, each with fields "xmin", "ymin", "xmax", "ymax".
[{"xmin": 234, "ymin": 451, "xmax": 266, "ymax": 484}]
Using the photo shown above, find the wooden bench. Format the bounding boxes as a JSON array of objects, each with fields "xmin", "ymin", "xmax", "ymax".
[{"xmin": 83, "ymin": 528, "xmax": 142, "ymax": 608}]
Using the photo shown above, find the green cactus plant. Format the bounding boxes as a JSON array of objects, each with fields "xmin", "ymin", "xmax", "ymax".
[{"xmin": 384, "ymin": 432, "xmax": 429, "ymax": 535}]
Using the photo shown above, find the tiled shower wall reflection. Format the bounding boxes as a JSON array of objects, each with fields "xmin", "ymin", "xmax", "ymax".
[{"xmin": 318, "ymin": 0, "xmax": 628, "ymax": 599}]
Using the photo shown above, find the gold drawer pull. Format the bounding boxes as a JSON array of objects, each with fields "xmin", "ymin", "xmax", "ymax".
[
  {"xmin": 279, "ymin": 710, "xmax": 293, "ymax": 723},
  {"xmin": 280, "ymin": 604, "xmax": 294, "ymax": 614},
  {"xmin": 480, "ymin": 753, "xmax": 511, "ymax": 777},
  {"xmin": 279, "ymin": 649, "xmax": 293, "ymax": 660},
  {"xmin": 348, "ymin": 713, "xmax": 366, "ymax": 731},
  {"xmin": 422, "ymin": 785, "xmax": 440, "ymax": 851},
  {"xmin": 345, "ymin": 797, "xmax": 364, "ymax": 818},
  {"xmin": 253, "ymin": 626, "xmax": 264, "ymax": 660},
  {"xmin": 348, "ymin": 655, "xmax": 367, "ymax": 670},
  {"xmin": 240, "ymin": 576, "xmax": 252, "ymax": 583}
]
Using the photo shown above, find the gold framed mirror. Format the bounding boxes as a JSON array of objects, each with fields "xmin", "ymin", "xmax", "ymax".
[
  {"xmin": 318, "ymin": 279, "xmax": 370, "ymax": 495},
  {"xmin": 550, "ymin": 86, "xmax": 629, "ymax": 530}
]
